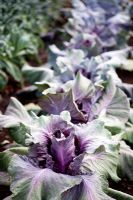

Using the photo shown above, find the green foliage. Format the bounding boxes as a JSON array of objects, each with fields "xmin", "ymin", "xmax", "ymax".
[{"xmin": 0, "ymin": 0, "xmax": 67, "ymax": 90}]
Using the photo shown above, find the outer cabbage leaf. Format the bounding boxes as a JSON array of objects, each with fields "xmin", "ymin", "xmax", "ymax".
[
  {"xmin": 40, "ymin": 90, "xmax": 86, "ymax": 122},
  {"xmin": 93, "ymin": 77, "xmax": 130, "ymax": 126},
  {"xmin": 64, "ymin": 72, "xmax": 95, "ymax": 101},
  {"xmin": 75, "ymin": 120, "xmax": 118, "ymax": 154},
  {"xmin": 0, "ymin": 97, "xmax": 40, "ymax": 145},
  {"xmin": 108, "ymin": 188, "xmax": 133, "ymax": 200},
  {"xmin": 62, "ymin": 174, "xmax": 114, "ymax": 200},
  {"xmin": 123, "ymin": 109, "xmax": 133, "ymax": 144},
  {"xmin": 9, "ymin": 155, "xmax": 114, "ymax": 200},
  {"xmin": 80, "ymin": 146, "xmax": 119, "ymax": 181},
  {"xmin": 56, "ymin": 49, "xmax": 85, "ymax": 73},
  {"xmin": 8, "ymin": 155, "xmax": 81, "ymax": 200},
  {"xmin": 22, "ymin": 64, "xmax": 54, "ymax": 84},
  {"xmin": 121, "ymin": 83, "xmax": 133, "ymax": 106},
  {"xmin": 73, "ymin": 120, "xmax": 119, "ymax": 181},
  {"xmin": 0, "ymin": 97, "xmax": 32, "ymax": 128},
  {"xmin": 119, "ymin": 141, "xmax": 133, "ymax": 181}
]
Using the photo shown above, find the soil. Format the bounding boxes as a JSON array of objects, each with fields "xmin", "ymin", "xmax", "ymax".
[
  {"xmin": 109, "ymin": 178, "xmax": 133, "ymax": 196},
  {"xmin": 0, "ymin": 78, "xmax": 20, "ymax": 113},
  {"xmin": 0, "ymin": 186, "xmax": 11, "ymax": 200},
  {"xmin": 26, "ymin": 47, "xmax": 48, "ymax": 66},
  {"xmin": 117, "ymin": 69, "xmax": 133, "ymax": 84}
]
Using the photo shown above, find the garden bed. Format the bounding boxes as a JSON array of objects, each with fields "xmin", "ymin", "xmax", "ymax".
[{"xmin": 0, "ymin": 1, "xmax": 133, "ymax": 200}]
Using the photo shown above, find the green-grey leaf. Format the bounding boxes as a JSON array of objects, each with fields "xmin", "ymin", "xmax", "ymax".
[
  {"xmin": 22, "ymin": 64, "xmax": 53, "ymax": 84},
  {"xmin": 62, "ymin": 174, "xmax": 114, "ymax": 200},
  {"xmin": 108, "ymin": 188, "xmax": 133, "ymax": 200},
  {"xmin": 94, "ymin": 78, "xmax": 130, "ymax": 127},
  {"xmin": 64, "ymin": 72, "xmax": 95, "ymax": 101},
  {"xmin": 124, "ymin": 109, "xmax": 133, "ymax": 144},
  {"xmin": 0, "ymin": 151, "xmax": 14, "ymax": 171},
  {"xmin": 119, "ymin": 141, "xmax": 133, "ymax": 181},
  {"xmin": 81, "ymin": 145, "xmax": 119, "ymax": 181},
  {"xmin": 120, "ymin": 59, "xmax": 133, "ymax": 71},
  {"xmin": 9, "ymin": 147, "xmax": 28, "ymax": 155},
  {"xmin": 0, "ymin": 97, "xmax": 32, "ymax": 128},
  {"xmin": 9, "ymin": 155, "xmax": 81, "ymax": 200},
  {"xmin": 9, "ymin": 123, "xmax": 29, "ymax": 146}
]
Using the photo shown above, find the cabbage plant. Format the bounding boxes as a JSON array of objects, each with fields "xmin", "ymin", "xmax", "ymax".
[
  {"xmin": 0, "ymin": 97, "xmax": 133, "ymax": 199},
  {"xmin": 64, "ymin": 0, "xmax": 132, "ymax": 56}
]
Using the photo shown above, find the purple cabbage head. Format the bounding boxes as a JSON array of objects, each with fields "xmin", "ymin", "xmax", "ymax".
[
  {"xmin": 8, "ymin": 113, "xmax": 119, "ymax": 199},
  {"xmin": 64, "ymin": 0, "xmax": 131, "ymax": 55},
  {"xmin": 39, "ymin": 72, "xmax": 129, "ymax": 126}
]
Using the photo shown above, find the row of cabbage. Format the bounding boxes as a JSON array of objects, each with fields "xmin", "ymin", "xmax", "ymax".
[{"xmin": 0, "ymin": 0, "xmax": 133, "ymax": 200}]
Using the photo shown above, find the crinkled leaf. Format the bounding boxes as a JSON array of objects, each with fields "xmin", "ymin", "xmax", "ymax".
[
  {"xmin": 119, "ymin": 141, "xmax": 133, "ymax": 181},
  {"xmin": 22, "ymin": 64, "xmax": 54, "ymax": 84},
  {"xmin": 123, "ymin": 109, "xmax": 133, "ymax": 144},
  {"xmin": 28, "ymin": 113, "xmax": 74, "ymax": 144},
  {"xmin": 80, "ymin": 145, "xmax": 119, "ymax": 181},
  {"xmin": 62, "ymin": 173, "xmax": 114, "ymax": 200},
  {"xmin": 56, "ymin": 49, "xmax": 85, "ymax": 73},
  {"xmin": 51, "ymin": 135, "xmax": 75, "ymax": 173},
  {"xmin": 0, "ymin": 97, "xmax": 32, "ymax": 128},
  {"xmin": 65, "ymin": 72, "xmax": 95, "ymax": 101},
  {"xmin": 9, "ymin": 155, "xmax": 81, "ymax": 200},
  {"xmin": 75, "ymin": 120, "xmax": 117, "ymax": 154},
  {"xmin": 93, "ymin": 78, "xmax": 129, "ymax": 125},
  {"xmin": 40, "ymin": 90, "xmax": 86, "ymax": 122},
  {"xmin": 0, "ymin": 147, "xmax": 28, "ymax": 171}
]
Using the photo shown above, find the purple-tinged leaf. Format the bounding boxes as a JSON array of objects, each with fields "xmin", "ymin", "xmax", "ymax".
[
  {"xmin": 68, "ymin": 72, "xmax": 95, "ymax": 101},
  {"xmin": 39, "ymin": 90, "xmax": 86, "ymax": 122},
  {"xmin": 51, "ymin": 135, "xmax": 75, "ymax": 173},
  {"xmin": 30, "ymin": 113, "xmax": 74, "ymax": 144},
  {"xmin": 62, "ymin": 173, "xmax": 114, "ymax": 200},
  {"xmin": 75, "ymin": 120, "xmax": 117, "ymax": 154},
  {"xmin": 93, "ymin": 77, "xmax": 130, "ymax": 124},
  {"xmin": 80, "ymin": 145, "xmax": 119, "ymax": 181},
  {"xmin": 9, "ymin": 155, "xmax": 81, "ymax": 200}
]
